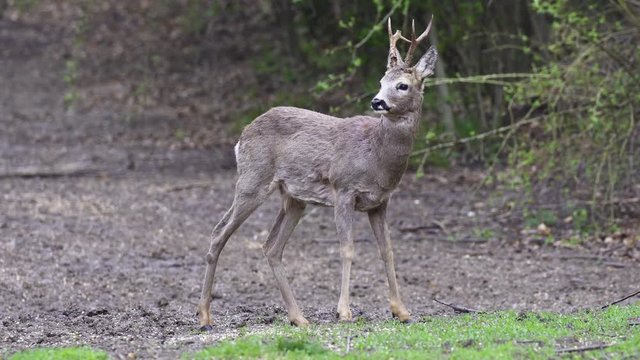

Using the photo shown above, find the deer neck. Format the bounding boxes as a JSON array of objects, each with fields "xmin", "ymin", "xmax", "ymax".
[{"xmin": 375, "ymin": 108, "xmax": 422, "ymax": 161}]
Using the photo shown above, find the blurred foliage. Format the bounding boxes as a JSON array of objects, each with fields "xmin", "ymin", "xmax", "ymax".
[
  {"xmin": 502, "ymin": 0, "xmax": 640, "ymax": 229},
  {"xmin": 282, "ymin": 0, "xmax": 545, "ymax": 168}
]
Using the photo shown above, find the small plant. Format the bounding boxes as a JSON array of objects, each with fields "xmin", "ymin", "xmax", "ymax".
[
  {"xmin": 474, "ymin": 227, "xmax": 495, "ymax": 240},
  {"xmin": 63, "ymin": 59, "xmax": 78, "ymax": 110},
  {"xmin": 524, "ymin": 209, "xmax": 558, "ymax": 228},
  {"xmin": 560, "ymin": 235, "xmax": 584, "ymax": 248},
  {"xmin": 11, "ymin": 0, "xmax": 39, "ymax": 12},
  {"xmin": 174, "ymin": 128, "xmax": 186, "ymax": 141},
  {"xmin": 572, "ymin": 207, "xmax": 590, "ymax": 235},
  {"xmin": 178, "ymin": 0, "xmax": 219, "ymax": 36}
]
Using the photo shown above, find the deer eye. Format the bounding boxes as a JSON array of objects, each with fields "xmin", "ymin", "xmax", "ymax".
[{"xmin": 397, "ymin": 83, "xmax": 409, "ymax": 91}]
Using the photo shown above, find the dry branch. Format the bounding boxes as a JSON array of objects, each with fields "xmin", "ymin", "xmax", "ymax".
[
  {"xmin": 433, "ymin": 298, "xmax": 482, "ymax": 314},
  {"xmin": 398, "ymin": 220, "xmax": 447, "ymax": 233},
  {"xmin": 602, "ymin": 289, "xmax": 640, "ymax": 309},
  {"xmin": 411, "ymin": 117, "xmax": 539, "ymax": 156},
  {"xmin": 411, "ymin": 106, "xmax": 592, "ymax": 159},
  {"xmin": 158, "ymin": 181, "xmax": 216, "ymax": 193},
  {"xmin": 541, "ymin": 254, "xmax": 629, "ymax": 268},
  {"xmin": 423, "ymin": 73, "xmax": 549, "ymax": 88},
  {"xmin": 0, "ymin": 163, "xmax": 121, "ymax": 179},
  {"xmin": 556, "ymin": 344, "xmax": 612, "ymax": 353}
]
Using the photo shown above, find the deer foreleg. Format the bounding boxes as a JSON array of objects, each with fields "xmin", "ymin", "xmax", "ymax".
[
  {"xmin": 335, "ymin": 192, "xmax": 355, "ymax": 321},
  {"xmin": 368, "ymin": 201, "xmax": 411, "ymax": 322}
]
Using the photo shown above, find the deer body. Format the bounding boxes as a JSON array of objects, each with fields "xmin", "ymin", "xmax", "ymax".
[
  {"xmin": 197, "ymin": 17, "xmax": 437, "ymax": 328},
  {"xmin": 238, "ymin": 106, "xmax": 420, "ymax": 210}
]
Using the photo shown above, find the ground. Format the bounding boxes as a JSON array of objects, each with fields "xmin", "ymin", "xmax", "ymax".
[{"xmin": 1, "ymin": 14, "xmax": 639, "ymax": 360}]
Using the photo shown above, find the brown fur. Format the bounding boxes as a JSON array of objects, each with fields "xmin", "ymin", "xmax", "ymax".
[{"xmin": 197, "ymin": 24, "xmax": 438, "ymax": 328}]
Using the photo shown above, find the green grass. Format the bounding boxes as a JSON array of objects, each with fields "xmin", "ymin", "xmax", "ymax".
[
  {"xmin": 8, "ymin": 347, "xmax": 108, "ymax": 360},
  {"xmin": 185, "ymin": 304, "xmax": 640, "ymax": 359}
]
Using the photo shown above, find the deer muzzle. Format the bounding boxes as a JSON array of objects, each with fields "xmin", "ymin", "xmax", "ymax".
[{"xmin": 371, "ymin": 98, "xmax": 391, "ymax": 113}]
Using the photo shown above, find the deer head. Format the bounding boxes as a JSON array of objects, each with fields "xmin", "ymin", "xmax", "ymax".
[{"xmin": 371, "ymin": 16, "xmax": 438, "ymax": 117}]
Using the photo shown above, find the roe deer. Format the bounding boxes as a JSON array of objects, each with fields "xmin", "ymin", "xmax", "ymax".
[{"xmin": 197, "ymin": 16, "xmax": 437, "ymax": 328}]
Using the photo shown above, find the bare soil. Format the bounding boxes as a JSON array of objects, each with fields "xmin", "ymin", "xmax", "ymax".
[{"xmin": 1, "ymin": 14, "xmax": 639, "ymax": 360}]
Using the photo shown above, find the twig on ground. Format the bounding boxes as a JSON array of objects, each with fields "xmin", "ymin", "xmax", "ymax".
[
  {"xmin": 159, "ymin": 181, "xmax": 216, "ymax": 193},
  {"xmin": 541, "ymin": 254, "xmax": 627, "ymax": 264},
  {"xmin": 555, "ymin": 344, "xmax": 612, "ymax": 353},
  {"xmin": 602, "ymin": 289, "xmax": 640, "ymax": 309},
  {"xmin": 311, "ymin": 237, "xmax": 370, "ymax": 243},
  {"xmin": 603, "ymin": 261, "xmax": 628, "ymax": 269},
  {"xmin": 433, "ymin": 298, "xmax": 482, "ymax": 314},
  {"xmin": 398, "ymin": 220, "xmax": 447, "ymax": 233},
  {"xmin": 541, "ymin": 254, "xmax": 628, "ymax": 268},
  {"xmin": 432, "ymin": 220, "xmax": 449, "ymax": 234},
  {"xmin": 515, "ymin": 339, "xmax": 545, "ymax": 347},
  {"xmin": 601, "ymin": 244, "xmax": 626, "ymax": 255},
  {"xmin": 446, "ymin": 250, "xmax": 491, "ymax": 257},
  {"xmin": 455, "ymin": 238, "xmax": 489, "ymax": 244},
  {"xmin": 0, "ymin": 164, "xmax": 118, "ymax": 179}
]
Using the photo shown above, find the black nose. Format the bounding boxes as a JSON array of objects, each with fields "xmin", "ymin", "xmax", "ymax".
[{"xmin": 371, "ymin": 98, "xmax": 389, "ymax": 111}]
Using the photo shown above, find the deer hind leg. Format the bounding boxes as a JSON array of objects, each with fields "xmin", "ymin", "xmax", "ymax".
[
  {"xmin": 368, "ymin": 201, "xmax": 411, "ymax": 322},
  {"xmin": 197, "ymin": 180, "xmax": 274, "ymax": 329},
  {"xmin": 263, "ymin": 194, "xmax": 308, "ymax": 326},
  {"xmin": 335, "ymin": 192, "xmax": 355, "ymax": 321}
]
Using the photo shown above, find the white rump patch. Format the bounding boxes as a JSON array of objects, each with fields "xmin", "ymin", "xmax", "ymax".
[{"xmin": 234, "ymin": 141, "xmax": 240, "ymax": 161}]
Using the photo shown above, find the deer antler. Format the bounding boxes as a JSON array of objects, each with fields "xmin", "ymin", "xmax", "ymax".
[
  {"xmin": 404, "ymin": 15, "xmax": 434, "ymax": 66},
  {"xmin": 387, "ymin": 17, "xmax": 409, "ymax": 69}
]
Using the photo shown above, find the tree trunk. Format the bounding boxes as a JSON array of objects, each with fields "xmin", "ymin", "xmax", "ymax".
[
  {"xmin": 428, "ymin": 27, "xmax": 455, "ymax": 135},
  {"xmin": 272, "ymin": 0, "xmax": 300, "ymax": 59}
]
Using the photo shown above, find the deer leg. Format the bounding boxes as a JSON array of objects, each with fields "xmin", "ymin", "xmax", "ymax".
[
  {"xmin": 368, "ymin": 201, "xmax": 411, "ymax": 322},
  {"xmin": 263, "ymin": 195, "xmax": 308, "ymax": 326},
  {"xmin": 335, "ymin": 193, "xmax": 355, "ymax": 321},
  {"xmin": 197, "ymin": 189, "xmax": 270, "ymax": 329}
]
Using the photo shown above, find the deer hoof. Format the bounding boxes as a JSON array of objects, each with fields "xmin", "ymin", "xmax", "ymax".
[
  {"xmin": 391, "ymin": 311, "xmax": 412, "ymax": 323},
  {"xmin": 199, "ymin": 324, "xmax": 214, "ymax": 332},
  {"xmin": 197, "ymin": 303, "xmax": 213, "ymax": 327},
  {"xmin": 337, "ymin": 309, "xmax": 353, "ymax": 322},
  {"xmin": 390, "ymin": 302, "xmax": 411, "ymax": 323},
  {"xmin": 290, "ymin": 317, "xmax": 310, "ymax": 327},
  {"xmin": 398, "ymin": 316, "xmax": 414, "ymax": 324}
]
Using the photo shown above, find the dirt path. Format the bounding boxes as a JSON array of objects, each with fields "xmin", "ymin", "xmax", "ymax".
[{"xmin": 1, "ymin": 16, "xmax": 639, "ymax": 359}]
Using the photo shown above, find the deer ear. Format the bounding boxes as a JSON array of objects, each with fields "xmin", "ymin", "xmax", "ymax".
[{"xmin": 415, "ymin": 46, "xmax": 438, "ymax": 79}]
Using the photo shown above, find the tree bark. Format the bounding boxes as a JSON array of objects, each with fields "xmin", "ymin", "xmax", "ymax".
[
  {"xmin": 428, "ymin": 27, "xmax": 455, "ymax": 135},
  {"xmin": 272, "ymin": 0, "xmax": 300, "ymax": 59}
]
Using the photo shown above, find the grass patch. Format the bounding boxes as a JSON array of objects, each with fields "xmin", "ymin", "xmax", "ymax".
[
  {"xmin": 185, "ymin": 305, "xmax": 640, "ymax": 359},
  {"xmin": 8, "ymin": 347, "xmax": 108, "ymax": 360}
]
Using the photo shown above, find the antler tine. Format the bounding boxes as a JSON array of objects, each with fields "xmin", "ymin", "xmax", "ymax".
[
  {"xmin": 404, "ymin": 15, "xmax": 434, "ymax": 65},
  {"xmin": 387, "ymin": 17, "xmax": 407, "ymax": 68},
  {"xmin": 416, "ymin": 14, "xmax": 434, "ymax": 43},
  {"xmin": 412, "ymin": 18, "xmax": 416, "ymax": 41},
  {"xmin": 387, "ymin": 18, "xmax": 403, "ymax": 48}
]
